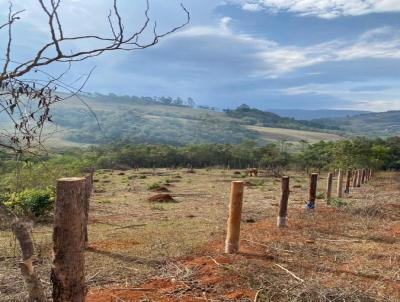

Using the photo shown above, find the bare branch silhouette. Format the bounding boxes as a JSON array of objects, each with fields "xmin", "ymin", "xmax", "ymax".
[{"xmin": 0, "ymin": 0, "xmax": 190, "ymax": 153}]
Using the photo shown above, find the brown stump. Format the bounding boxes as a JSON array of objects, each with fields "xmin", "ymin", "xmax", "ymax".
[
  {"xmin": 306, "ymin": 173, "xmax": 318, "ymax": 209},
  {"xmin": 337, "ymin": 170, "xmax": 344, "ymax": 198},
  {"xmin": 225, "ymin": 181, "xmax": 244, "ymax": 254},
  {"xmin": 326, "ymin": 172, "xmax": 333, "ymax": 202},
  {"xmin": 277, "ymin": 176, "xmax": 290, "ymax": 227},
  {"xmin": 362, "ymin": 169, "xmax": 366, "ymax": 184},
  {"xmin": 52, "ymin": 177, "xmax": 86, "ymax": 302},
  {"xmin": 344, "ymin": 170, "xmax": 352, "ymax": 194}
]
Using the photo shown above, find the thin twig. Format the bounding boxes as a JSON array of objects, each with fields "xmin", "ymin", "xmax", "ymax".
[{"xmin": 273, "ymin": 263, "xmax": 304, "ymax": 283}]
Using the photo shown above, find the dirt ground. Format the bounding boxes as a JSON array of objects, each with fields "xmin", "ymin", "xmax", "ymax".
[{"xmin": 0, "ymin": 169, "xmax": 399, "ymax": 301}]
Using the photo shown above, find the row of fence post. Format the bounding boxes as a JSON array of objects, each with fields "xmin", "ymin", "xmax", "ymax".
[
  {"xmin": 225, "ymin": 168, "xmax": 374, "ymax": 254},
  {"xmin": 23, "ymin": 168, "xmax": 374, "ymax": 299}
]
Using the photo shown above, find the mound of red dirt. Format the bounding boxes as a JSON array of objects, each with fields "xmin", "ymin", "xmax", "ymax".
[{"xmin": 147, "ymin": 194, "xmax": 175, "ymax": 202}]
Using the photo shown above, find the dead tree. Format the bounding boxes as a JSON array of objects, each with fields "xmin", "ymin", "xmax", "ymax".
[{"xmin": 0, "ymin": 0, "xmax": 190, "ymax": 153}]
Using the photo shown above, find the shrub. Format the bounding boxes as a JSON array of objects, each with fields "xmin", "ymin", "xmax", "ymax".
[
  {"xmin": 327, "ymin": 198, "xmax": 351, "ymax": 207},
  {"xmin": 147, "ymin": 182, "xmax": 161, "ymax": 190},
  {"xmin": 2, "ymin": 188, "xmax": 55, "ymax": 218},
  {"xmin": 316, "ymin": 192, "xmax": 325, "ymax": 199}
]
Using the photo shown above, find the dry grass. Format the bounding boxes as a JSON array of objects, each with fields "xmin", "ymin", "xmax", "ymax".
[{"xmin": 0, "ymin": 169, "xmax": 399, "ymax": 301}]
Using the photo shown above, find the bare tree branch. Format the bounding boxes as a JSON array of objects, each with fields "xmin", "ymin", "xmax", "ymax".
[{"xmin": 0, "ymin": 0, "xmax": 190, "ymax": 153}]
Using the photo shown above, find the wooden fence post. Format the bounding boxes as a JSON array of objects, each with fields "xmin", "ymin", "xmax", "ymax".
[
  {"xmin": 337, "ymin": 170, "xmax": 344, "ymax": 198},
  {"xmin": 52, "ymin": 177, "xmax": 87, "ymax": 302},
  {"xmin": 225, "ymin": 181, "xmax": 244, "ymax": 254},
  {"xmin": 326, "ymin": 172, "xmax": 333, "ymax": 202},
  {"xmin": 84, "ymin": 171, "xmax": 94, "ymax": 246},
  {"xmin": 352, "ymin": 170, "xmax": 358, "ymax": 188},
  {"xmin": 361, "ymin": 169, "xmax": 366, "ymax": 184},
  {"xmin": 357, "ymin": 169, "xmax": 362, "ymax": 187},
  {"xmin": 306, "ymin": 173, "xmax": 318, "ymax": 209},
  {"xmin": 12, "ymin": 220, "xmax": 47, "ymax": 302},
  {"xmin": 344, "ymin": 170, "xmax": 352, "ymax": 194},
  {"xmin": 277, "ymin": 176, "xmax": 290, "ymax": 227}
]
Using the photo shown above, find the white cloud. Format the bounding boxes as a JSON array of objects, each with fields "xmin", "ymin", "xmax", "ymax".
[
  {"xmin": 233, "ymin": 0, "xmax": 400, "ymax": 18},
  {"xmin": 174, "ymin": 22, "xmax": 400, "ymax": 78}
]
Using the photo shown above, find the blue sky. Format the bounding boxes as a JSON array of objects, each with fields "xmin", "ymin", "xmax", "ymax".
[{"xmin": 1, "ymin": 0, "xmax": 400, "ymax": 111}]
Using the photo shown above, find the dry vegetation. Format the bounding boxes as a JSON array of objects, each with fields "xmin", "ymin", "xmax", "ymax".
[{"xmin": 0, "ymin": 169, "xmax": 399, "ymax": 301}]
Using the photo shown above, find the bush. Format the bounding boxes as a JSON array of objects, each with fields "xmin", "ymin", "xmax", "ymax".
[
  {"xmin": 147, "ymin": 182, "xmax": 161, "ymax": 190},
  {"xmin": 327, "ymin": 198, "xmax": 351, "ymax": 207},
  {"xmin": 2, "ymin": 188, "xmax": 55, "ymax": 217}
]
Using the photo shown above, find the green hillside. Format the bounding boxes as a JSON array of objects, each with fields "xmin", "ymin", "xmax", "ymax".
[
  {"xmin": 314, "ymin": 111, "xmax": 400, "ymax": 137},
  {"xmin": 51, "ymin": 93, "xmax": 342, "ymax": 146}
]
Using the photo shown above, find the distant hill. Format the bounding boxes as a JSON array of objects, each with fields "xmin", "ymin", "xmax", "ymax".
[
  {"xmin": 224, "ymin": 104, "xmax": 340, "ymax": 131},
  {"xmin": 268, "ymin": 109, "xmax": 370, "ymax": 120},
  {"xmin": 314, "ymin": 111, "xmax": 400, "ymax": 137},
  {"xmin": 49, "ymin": 94, "xmax": 342, "ymax": 146}
]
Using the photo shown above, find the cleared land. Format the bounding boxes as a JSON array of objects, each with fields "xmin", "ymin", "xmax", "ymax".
[
  {"xmin": 0, "ymin": 169, "xmax": 399, "ymax": 301},
  {"xmin": 247, "ymin": 125, "xmax": 341, "ymax": 143}
]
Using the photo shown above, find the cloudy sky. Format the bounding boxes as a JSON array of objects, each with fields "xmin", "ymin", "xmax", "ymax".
[{"xmin": 1, "ymin": 0, "xmax": 400, "ymax": 111}]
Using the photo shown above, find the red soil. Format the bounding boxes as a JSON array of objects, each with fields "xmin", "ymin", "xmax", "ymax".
[{"xmin": 87, "ymin": 207, "xmax": 400, "ymax": 301}]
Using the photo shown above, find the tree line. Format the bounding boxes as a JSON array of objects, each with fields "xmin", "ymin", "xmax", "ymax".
[{"xmin": 1, "ymin": 136, "xmax": 399, "ymax": 193}]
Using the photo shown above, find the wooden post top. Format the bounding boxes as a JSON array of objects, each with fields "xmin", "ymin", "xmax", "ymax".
[{"xmin": 57, "ymin": 177, "xmax": 86, "ymax": 182}]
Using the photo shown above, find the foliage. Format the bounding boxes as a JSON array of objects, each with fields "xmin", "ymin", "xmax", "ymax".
[
  {"xmin": 148, "ymin": 182, "xmax": 162, "ymax": 190},
  {"xmin": 0, "ymin": 136, "xmax": 400, "ymax": 196},
  {"xmin": 1, "ymin": 187, "xmax": 55, "ymax": 217},
  {"xmin": 327, "ymin": 198, "xmax": 351, "ymax": 207}
]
